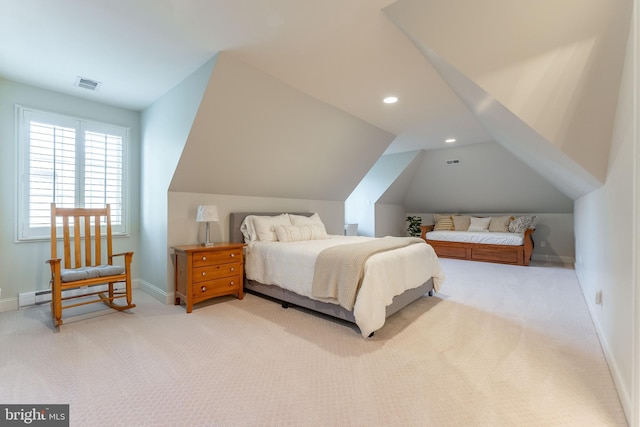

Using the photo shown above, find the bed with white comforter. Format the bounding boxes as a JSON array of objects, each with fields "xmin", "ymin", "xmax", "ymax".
[{"xmin": 230, "ymin": 212, "xmax": 445, "ymax": 337}]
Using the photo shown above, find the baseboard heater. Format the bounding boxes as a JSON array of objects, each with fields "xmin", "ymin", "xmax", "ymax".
[{"xmin": 19, "ymin": 283, "xmax": 126, "ymax": 308}]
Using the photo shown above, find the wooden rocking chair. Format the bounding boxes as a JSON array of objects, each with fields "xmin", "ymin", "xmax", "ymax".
[{"xmin": 46, "ymin": 203, "xmax": 135, "ymax": 327}]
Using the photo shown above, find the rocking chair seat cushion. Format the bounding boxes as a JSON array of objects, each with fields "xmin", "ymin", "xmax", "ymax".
[{"xmin": 61, "ymin": 265, "xmax": 125, "ymax": 282}]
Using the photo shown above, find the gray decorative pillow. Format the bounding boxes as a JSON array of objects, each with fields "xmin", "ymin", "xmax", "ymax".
[{"xmin": 509, "ymin": 216, "xmax": 535, "ymax": 233}]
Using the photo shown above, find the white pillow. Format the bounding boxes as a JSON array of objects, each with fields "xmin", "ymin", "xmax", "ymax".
[
  {"xmin": 240, "ymin": 215, "xmax": 257, "ymax": 243},
  {"xmin": 289, "ymin": 213, "xmax": 328, "ymax": 234},
  {"xmin": 467, "ymin": 216, "xmax": 491, "ymax": 232},
  {"xmin": 290, "ymin": 213, "xmax": 322, "ymax": 226},
  {"xmin": 252, "ymin": 214, "xmax": 292, "ymax": 242},
  {"xmin": 275, "ymin": 224, "xmax": 328, "ymax": 242}
]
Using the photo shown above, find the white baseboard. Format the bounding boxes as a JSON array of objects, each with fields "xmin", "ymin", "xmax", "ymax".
[
  {"xmin": 531, "ymin": 253, "xmax": 575, "ymax": 266},
  {"xmin": 0, "ymin": 297, "xmax": 18, "ymax": 313},
  {"xmin": 581, "ymin": 289, "xmax": 632, "ymax": 423},
  {"xmin": 138, "ymin": 279, "xmax": 175, "ymax": 305}
]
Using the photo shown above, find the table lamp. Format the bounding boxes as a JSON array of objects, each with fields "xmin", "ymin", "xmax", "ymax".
[{"xmin": 196, "ymin": 205, "xmax": 219, "ymax": 247}]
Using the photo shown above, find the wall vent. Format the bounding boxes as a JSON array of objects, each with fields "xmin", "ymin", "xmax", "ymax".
[
  {"xmin": 446, "ymin": 159, "xmax": 461, "ymax": 165},
  {"xmin": 75, "ymin": 76, "xmax": 101, "ymax": 91}
]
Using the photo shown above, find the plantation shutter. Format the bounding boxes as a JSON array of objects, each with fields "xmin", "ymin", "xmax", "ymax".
[
  {"xmin": 25, "ymin": 111, "xmax": 78, "ymax": 229},
  {"xmin": 18, "ymin": 107, "xmax": 128, "ymax": 240}
]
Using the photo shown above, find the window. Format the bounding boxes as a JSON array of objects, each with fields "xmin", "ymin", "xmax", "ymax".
[{"xmin": 17, "ymin": 106, "xmax": 129, "ymax": 240}]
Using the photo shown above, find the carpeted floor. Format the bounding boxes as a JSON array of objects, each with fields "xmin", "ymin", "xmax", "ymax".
[{"xmin": 0, "ymin": 259, "xmax": 628, "ymax": 426}]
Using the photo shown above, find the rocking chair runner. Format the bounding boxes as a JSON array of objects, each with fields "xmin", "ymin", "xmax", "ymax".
[{"xmin": 46, "ymin": 203, "xmax": 135, "ymax": 326}]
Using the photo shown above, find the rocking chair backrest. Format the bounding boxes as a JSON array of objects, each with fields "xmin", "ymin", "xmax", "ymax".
[{"xmin": 50, "ymin": 203, "xmax": 114, "ymax": 269}]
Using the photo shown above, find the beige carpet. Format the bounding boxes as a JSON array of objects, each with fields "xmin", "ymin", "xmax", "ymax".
[{"xmin": 0, "ymin": 259, "xmax": 628, "ymax": 426}]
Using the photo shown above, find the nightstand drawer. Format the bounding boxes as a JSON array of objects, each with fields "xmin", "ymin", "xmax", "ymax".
[
  {"xmin": 173, "ymin": 242, "xmax": 245, "ymax": 313},
  {"xmin": 193, "ymin": 262, "xmax": 241, "ymax": 283},
  {"xmin": 192, "ymin": 249, "xmax": 241, "ymax": 267},
  {"xmin": 193, "ymin": 276, "xmax": 241, "ymax": 300}
]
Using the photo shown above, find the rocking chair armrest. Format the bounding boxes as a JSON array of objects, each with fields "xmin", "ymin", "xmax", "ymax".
[
  {"xmin": 111, "ymin": 251, "xmax": 134, "ymax": 258},
  {"xmin": 46, "ymin": 259, "xmax": 62, "ymax": 282},
  {"xmin": 110, "ymin": 252, "xmax": 134, "ymax": 265}
]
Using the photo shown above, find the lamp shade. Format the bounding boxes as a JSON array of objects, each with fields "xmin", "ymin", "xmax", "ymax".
[{"xmin": 196, "ymin": 205, "xmax": 219, "ymax": 222}]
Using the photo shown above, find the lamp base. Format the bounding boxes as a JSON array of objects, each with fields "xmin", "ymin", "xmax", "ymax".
[{"xmin": 202, "ymin": 222, "xmax": 215, "ymax": 247}]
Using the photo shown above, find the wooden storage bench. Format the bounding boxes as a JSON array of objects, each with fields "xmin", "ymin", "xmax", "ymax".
[{"xmin": 420, "ymin": 225, "xmax": 534, "ymax": 266}]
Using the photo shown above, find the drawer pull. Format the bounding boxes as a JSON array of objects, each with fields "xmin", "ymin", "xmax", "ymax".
[
  {"xmin": 229, "ymin": 281, "xmax": 234, "ymax": 286},
  {"xmin": 202, "ymin": 256, "xmax": 207, "ymax": 261},
  {"xmin": 230, "ymin": 267, "xmax": 235, "ymax": 272},
  {"xmin": 230, "ymin": 253, "xmax": 235, "ymax": 258},
  {"xmin": 202, "ymin": 272, "xmax": 206, "ymax": 276},
  {"xmin": 201, "ymin": 286, "xmax": 206, "ymax": 292}
]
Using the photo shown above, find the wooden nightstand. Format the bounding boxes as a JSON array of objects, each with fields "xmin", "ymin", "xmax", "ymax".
[{"xmin": 173, "ymin": 243, "xmax": 244, "ymax": 313}]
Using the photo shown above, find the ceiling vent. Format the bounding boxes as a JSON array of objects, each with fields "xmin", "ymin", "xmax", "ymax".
[
  {"xmin": 75, "ymin": 77, "xmax": 101, "ymax": 91},
  {"xmin": 446, "ymin": 159, "xmax": 461, "ymax": 165}
]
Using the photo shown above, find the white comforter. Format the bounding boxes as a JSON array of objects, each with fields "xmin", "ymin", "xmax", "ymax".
[{"xmin": 245, "ymin": 235, "xmax": 445, "ymax": 337}]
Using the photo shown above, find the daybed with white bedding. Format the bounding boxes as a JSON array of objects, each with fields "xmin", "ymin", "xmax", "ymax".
[
  {"xmin": 420, "ymin": 214, "xmax": 536, "ymax": 266},
  {"xmin": 229, "ymin": 212, "xmax": 445, "ymax": 337}
]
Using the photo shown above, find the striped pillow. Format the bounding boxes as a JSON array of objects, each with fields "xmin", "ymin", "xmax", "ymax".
[{"xmin": 433, "ymin": 214, "xmax": 454, "ymax": 231}]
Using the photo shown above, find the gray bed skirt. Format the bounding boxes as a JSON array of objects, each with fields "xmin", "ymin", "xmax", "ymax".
[
  {"xmin": 245, "ymin": 278, "xmax": 434, "ymax": 325},
  {"xmin": 229, "ymin": 212, "xmax": 434, "ymax": 331}
]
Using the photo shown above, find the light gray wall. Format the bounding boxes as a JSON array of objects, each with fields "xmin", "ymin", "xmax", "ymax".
[
  {"xmin": 574, "ymin": 12, "xmax": 636, "ymax": 418},
  {"xmin": 374, "ymin": 204, "xmax": 407, "ymax": 237},
  {"xmin": 139, "ymin": 56, "xmax": 217, "ymax": 298},
  {"xmin": 0, "ymin": 78, "xmax": 140, "ymax": 311},
  {"xmin": 346, "ymin": 151, "xmax": 421, "ymax": 237},
  {"xmin": 404, "ymin": 141, "xmax": 574, "ymax": 214}
]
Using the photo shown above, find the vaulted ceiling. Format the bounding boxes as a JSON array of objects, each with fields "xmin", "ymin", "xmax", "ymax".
[{"xmin": 1, "ymin": 0, "xmax": 632, "ymax": 200}]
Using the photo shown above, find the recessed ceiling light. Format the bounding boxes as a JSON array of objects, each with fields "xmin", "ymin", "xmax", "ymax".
[
  {"xmin": 383, "ymin": 96, "xmax": 398, "ymax": 104},
  {"xmin": 445, "ymin": 138, "xmax": 456, "ymax": 143}
]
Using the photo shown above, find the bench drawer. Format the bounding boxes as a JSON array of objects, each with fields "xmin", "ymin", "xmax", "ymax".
[
  {"xmin": 471, "ymin": 248, "xmax": 520, "ymax": 264},
  {"xmin": 435, "ymin": 246, "xmax": 468, "ymax": 259}
]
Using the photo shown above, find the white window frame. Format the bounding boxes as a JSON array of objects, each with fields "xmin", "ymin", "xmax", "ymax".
[{"xmin": 16, "ymin": 105, "xmax": 130, "ymax": 241}]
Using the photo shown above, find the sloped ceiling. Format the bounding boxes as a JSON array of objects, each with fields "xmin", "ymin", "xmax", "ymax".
[
  {"xmin": 384, "ymin": 0, "xmax": 632, "ymax": 198},
  {"xmin": 1, "ymin": 1, "xmax": 631, "ymax": 206},
  {"xmin": 403, "ymin": 142, "xmax": 574, "ymax": 214},
  {"xmin": 169, "ymin": 53, "xmax": 394, "ymax": 201},
  {"xmin": 0, "ymin": 0, "xmax": 491, "ymax": 153}
]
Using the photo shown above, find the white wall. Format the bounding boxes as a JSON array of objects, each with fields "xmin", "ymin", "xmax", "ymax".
[
  {"xmin": 139, "ymin": 57, "xmax": 217, "ymax": 301},
  {"xmin": 0, "ymin": 78, "xmax": 140, "ymax": 312},
  {"xmin": 573, "ymin": 9, "xmax": 636, "ymax": 419}
]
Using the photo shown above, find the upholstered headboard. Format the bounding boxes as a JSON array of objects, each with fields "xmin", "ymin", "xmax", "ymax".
[{"xmin": 228, "ymin": 212, "xmax": 314, "ymax": 243}]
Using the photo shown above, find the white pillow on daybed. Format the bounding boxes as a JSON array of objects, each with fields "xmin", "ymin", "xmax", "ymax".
[{"xmin": 467, "ymin": 216, "xmax": 491, "ymax": 232}]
